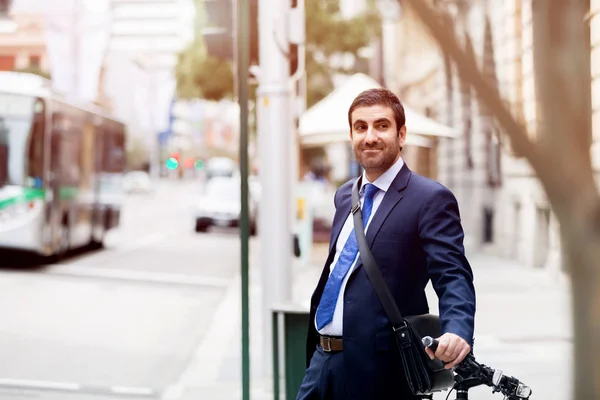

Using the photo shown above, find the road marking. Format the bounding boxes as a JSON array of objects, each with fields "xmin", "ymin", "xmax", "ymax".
[
  {"xmin": 0, "ymin": 378, "xmax": 80, "ymax": 391},
  {"xmin": 111, "ymin": 386, "xmax": 156, "ymax": 396},
  {"xmin": 47, "ymin": 264, "xmax": 230, "ymax": 288},
  {"xmin": 161, "ymin": 274, "xmax": 241, "ymax": 399},
  {"xmin": 0, "ymin": 378, "xmax": 158, "ymax": 397}
]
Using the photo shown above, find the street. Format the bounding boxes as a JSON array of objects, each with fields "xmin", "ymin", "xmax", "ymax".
[{"xmin": 0, "ymin": 180, "xmax": 254, "ymax": 400}]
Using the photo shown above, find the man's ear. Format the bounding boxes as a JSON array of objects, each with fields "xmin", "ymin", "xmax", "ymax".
[{"xmin": 398, "ymin": 125, "xmax": 407, "ymax": 148}]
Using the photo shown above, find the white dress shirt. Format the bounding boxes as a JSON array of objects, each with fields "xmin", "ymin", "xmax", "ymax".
[{"xmin": 317, "ymin": 156, "xmax": 404, "ymax": 336}]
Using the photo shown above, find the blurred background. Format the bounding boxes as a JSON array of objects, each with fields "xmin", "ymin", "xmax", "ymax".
[{"xmin": 0, "ymin": 0, "xmax": 589, "ymax": 399}]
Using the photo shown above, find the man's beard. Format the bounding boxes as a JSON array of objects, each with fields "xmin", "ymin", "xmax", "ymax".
[{"xmin": 354, "ymin": 144, "xmax": 399, "ymax": 172}]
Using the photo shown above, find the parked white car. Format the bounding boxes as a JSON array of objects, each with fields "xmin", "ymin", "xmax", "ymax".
[{"xmin": 194, "ymin": 177, "xmax": 257, "ymax": 235}]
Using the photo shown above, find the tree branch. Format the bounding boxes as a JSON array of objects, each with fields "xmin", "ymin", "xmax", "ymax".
[
  {"xmin": 532, "ymin": 0, "xmax": 593, "ymax": 169},
  {"xmin": 399, "ymin": 0, "xmax": 551, "ymax": 181}
]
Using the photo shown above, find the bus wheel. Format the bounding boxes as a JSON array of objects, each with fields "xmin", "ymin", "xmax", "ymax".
[
  {"xmin": 89, "ymin": 226, "xmax": 105, "ymax": 250},
  {"xmin": 48, "ymin": 227, "xmax": 69, "ymax": 263},
  {"xmin": 89, "ymin": 237, "xmax": 104, "ymax": 250}
]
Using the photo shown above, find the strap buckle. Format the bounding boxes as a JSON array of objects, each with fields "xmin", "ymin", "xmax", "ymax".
[
  {"xmin": 392, "ymin": 320, "xmax": 407, "ymax": 331},
  {"xmin": 393, "ymin": 322, "xmax": 412, "ymax": 348}
]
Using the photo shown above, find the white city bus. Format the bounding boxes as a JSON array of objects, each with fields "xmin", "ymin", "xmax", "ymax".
[{"xmin": 0, "ymin": 72, "xmax": 126, "ymax": 261}]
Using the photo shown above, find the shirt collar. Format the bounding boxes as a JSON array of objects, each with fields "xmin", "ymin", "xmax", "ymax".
[{"xmin": 361, "ymin": 156, "xmax": 404, "ymax": 194}]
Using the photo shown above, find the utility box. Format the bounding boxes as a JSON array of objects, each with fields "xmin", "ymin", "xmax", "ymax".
[{"xmin": 272, "ymin": 304, "xmax": 310, "ymax": 400}]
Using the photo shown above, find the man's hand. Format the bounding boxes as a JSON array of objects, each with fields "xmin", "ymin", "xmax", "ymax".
[{"xmin": 424, "ymin": 333, "xmax": 470, "ymax": 370}]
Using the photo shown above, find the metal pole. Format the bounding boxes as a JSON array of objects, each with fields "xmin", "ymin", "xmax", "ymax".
[
  {"xmin": 148, "ymin": 67, "xmax": 160, "ymax": 180},
  {"xmin": 257, "ymin": 0, "xmax": 292, "ymax": 380},
  {"xmin": 236, "ymin": 0, "xmax": 251, "ymax": 399},
  {"xmin": 378, "ymin": 0, "xmax": 401, "ymax": 89},
  {"xmin": 71, "ymin": 0, "xmax": 81, "ymax": 99}
]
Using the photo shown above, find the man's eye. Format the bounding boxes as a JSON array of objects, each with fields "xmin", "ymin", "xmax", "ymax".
[{"xmin": 377, "ymin": 124, "xmax": 388, "ymax": 129}]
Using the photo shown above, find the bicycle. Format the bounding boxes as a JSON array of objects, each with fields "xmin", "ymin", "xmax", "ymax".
[{"xmin": 418, "ymin": 336, "xmax": 533, "ymax": 400}]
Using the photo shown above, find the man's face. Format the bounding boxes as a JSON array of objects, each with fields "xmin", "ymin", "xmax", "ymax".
[{"xmin": 349, "ymin": 105, "xmax": 406, "ymax": 176}]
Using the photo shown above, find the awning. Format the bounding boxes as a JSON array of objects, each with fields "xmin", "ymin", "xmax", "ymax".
[{"xmin": 299, "ymin": 73, "xmax": 457, "ymax": 148}]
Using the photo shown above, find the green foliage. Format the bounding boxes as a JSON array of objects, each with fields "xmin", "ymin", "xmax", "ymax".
[
  {"xmin": 126, "ymin": 135, "xmax": 150, "ymax": 171},
  {"xmin": 305, "ymin": 0, "xmax": 382, "ymax": 107},
  {"xmin": 176, "ymin": 0, "xmax": 381, "ymax": 105},
  {"xmin": 175, "ymin": 39, "xmax": 235, "ymax": 101},
  {"xmin": 13, "ymin": 66, "xmax": 51, "ymax": 79}
]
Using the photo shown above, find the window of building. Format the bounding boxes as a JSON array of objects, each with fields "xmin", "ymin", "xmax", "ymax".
[
  {"xmin": 444, "ymin": 54, "xmax": 454, "ymax": 189},
  {"xmin": 482, "ymin": 15, "xmax": 502, "ymax": 187},
  {"xmin": 482, "ymin": 207, "xmax": 494, "ymax": 244},
  {"xmin": 533, "ymin": 206, "xmax": 551, "ymax": 268},
  {"xmin": 511, "ymin": 202, "xmax": 522, "ymax": 259},
  {"xmin": 29, "ymin": 55, "xmax": 40, "ymax": 68},
  {"xmin": 508, "ymin": 0, "xmax": 525, "ymax": 156},
  {"xmin": 0, "ymin": 0, "xmax": 9, "ymax": 14},
  {"xmin": 463, "ymin": 34, "xmax": 474, "ymax": 169},
  {"xmin": 488, "ymin": 128, "xmax": 502, "ymax": 186},
  {"xmin": 0, "ymin": 55, "xmax": 15, "ymax": 71}
]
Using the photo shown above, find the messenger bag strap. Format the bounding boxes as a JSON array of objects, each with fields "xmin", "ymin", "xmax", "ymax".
[{"xmin": 351, "ymin": 177, "xmax": 406, "ymax": 331}]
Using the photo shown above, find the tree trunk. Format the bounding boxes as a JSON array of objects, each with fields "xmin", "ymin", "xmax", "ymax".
[
  {"xmin": 561, "ymin": 217, "xmax": 600, "ymax": 399},
  {"xmin": 531, "ymin": 2, "xmax": 599, "ymax": 396},
  {"xmin": 400, "ymin": 0, "xmax": 600, "ymax": 397}
]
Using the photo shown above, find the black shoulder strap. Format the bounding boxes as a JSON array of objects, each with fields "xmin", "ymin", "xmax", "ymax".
[{"xmin": 351, "ymin": 178, "xmax": 406, "ymax": 330}]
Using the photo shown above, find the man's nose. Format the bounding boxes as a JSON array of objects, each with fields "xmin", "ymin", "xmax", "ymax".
[{"xmin": 365, "ymin": 126, "xmax": 377, "ymax": 143}]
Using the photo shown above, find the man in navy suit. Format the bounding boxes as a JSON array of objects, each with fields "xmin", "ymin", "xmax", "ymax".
[{"xmin": 296, "ymin": 88, "xmax": 476, "ymax": 400}]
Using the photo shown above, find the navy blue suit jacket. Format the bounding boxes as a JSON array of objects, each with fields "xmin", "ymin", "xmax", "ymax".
[{"xmin": 305, "ymin": 164, "xmax": 476, "ymax": 399}]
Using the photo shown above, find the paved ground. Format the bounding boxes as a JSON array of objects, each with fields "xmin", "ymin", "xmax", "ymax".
[{"xmin": 175, "ymin": 244, "xmax": 573, "ymax": 400}]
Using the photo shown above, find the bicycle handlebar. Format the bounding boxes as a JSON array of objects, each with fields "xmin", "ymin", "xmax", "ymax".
[{"xmin": 422, "ymin": 336, "xmax": 532, "ymax": 399}]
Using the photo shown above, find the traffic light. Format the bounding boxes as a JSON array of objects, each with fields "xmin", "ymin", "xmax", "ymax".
[
  {"xmin": 166, "ymin": 157, "xmax": 179, "ymax": 170},
  {"xmin": 202, "ymin": 0, "xmax": 299, "ymax": 76},
  {"xmin": 203, "ymin": 0, "xmax": 234, "ymax": 60},
  {"xmin": 202, "ymin": 0, "xmax": 259, "ymax": 65},
  {"xmin": 166, "ymin": 152, "xmax": 180, "ymax": 170}
]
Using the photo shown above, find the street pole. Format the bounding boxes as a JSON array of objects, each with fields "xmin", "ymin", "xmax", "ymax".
[
  {"xmin": 257, "ymin": 0, "xmax": 293, "ymax": 381},
  {"xmin": 148, "ymin": 68, "xmax": 160, "ymax": 180},
  {"xmin": 236, "ymin": 1, "xmax": 251, "ymax": 400},
  {"xmin": 71, "ymin": 0, "xmax": 82, "ymax": 99},
  {"xmin": 378, "ymin": 0, "xmax": 401, "ymax": 89}
]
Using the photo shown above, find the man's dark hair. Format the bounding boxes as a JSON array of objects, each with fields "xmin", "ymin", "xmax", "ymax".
[{"xmin": 348, "ymin": 88, "xmax": 406, "ymax": 132}]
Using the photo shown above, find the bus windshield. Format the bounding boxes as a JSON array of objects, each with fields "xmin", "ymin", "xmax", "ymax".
[{"xmin": 0, "ymin": 93, "xmax": 44, "ymax": 188}]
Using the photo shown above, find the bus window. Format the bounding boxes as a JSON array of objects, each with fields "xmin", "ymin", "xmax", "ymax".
[
  {"xmin": 0, "ymin": 117, "xmax": 8, "ymax": 186},
  {"xmin": 49, "ymin": 112, "xmax": 80, "ymax": 187},
  {"xmin": 103, "ymin": 125, "xmax": 125, "ymax": 173},
  {"xmin": 27, "ymin": 101, "xmax": 45, "ymax": 183},
  {"xmin": 0, "ymin": 93, "xmax": 43, "ymax": 188}
]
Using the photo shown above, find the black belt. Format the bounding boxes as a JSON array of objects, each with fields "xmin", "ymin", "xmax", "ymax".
[{"xmin": 319, "ymin": 335, "xmax": 343, "ymax": 352}]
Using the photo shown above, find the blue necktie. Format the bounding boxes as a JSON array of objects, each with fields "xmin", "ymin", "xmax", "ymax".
[{"xmin": 316, "ymin": 183, "xmax": 379, "ymax": 330}]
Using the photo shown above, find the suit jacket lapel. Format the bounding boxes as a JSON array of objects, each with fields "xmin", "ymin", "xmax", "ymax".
[
  {"xmin": 365, "ymin": 189, "xmax": 403, "ymax": 247},
  {"xmin": 360, "ymin": 164, "xmax": 412, "ymax": 262}
]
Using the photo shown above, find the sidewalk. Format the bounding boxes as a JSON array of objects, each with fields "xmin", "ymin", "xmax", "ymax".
[{"xmin": 165, "ymin": 244, "xmax": 573, "ymax": 400}]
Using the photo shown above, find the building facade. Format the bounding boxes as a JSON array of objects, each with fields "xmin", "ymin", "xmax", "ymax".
[
  {"xmin": 486, "ymin": 0, "xmax": 563, "ymax": 272},
  {"xmin": 103, "ymin": 0, "xmax": 195, "ymax": 171},
  {"xmin": 0, "ymin": 7, "xmax": 49, "ymax": 75},
  {"xmin": 391, "ymin": 0, "xmax": 590, "ymax": 271}
]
